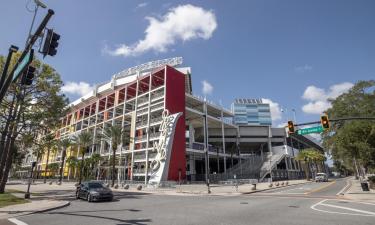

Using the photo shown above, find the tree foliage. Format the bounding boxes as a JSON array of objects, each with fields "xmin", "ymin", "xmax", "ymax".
[
  {"xmin": 0, "ymin": 53, "xmax": 68, "ymax": 192},
  {"xmin": 323, "ymin": 80, "xmax": 375, "ymax": 174}
]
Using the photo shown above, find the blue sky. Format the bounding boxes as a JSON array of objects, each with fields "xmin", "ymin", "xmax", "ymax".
[{"xmin": 1, "ymin": 0, "xmax": 374, "ymax": 127}]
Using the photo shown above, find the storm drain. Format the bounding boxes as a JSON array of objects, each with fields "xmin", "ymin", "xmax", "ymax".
[{"xmin": 288, "ymin": 205, "xmax": 299, "ymax": 208}]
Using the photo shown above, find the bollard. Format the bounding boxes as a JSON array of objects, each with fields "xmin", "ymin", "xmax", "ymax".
[{"xmin": 251, "ymin": 184, "xmax": 257, "ymax": 190}]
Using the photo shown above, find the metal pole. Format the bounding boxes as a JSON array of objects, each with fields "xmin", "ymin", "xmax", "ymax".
[
  {"xmin": 25, "ymin": 4, "xmax": 39, "ymax": 47},
  {"xmin": 292, "ymin": 109, "xmax": 297, "ymax": 123}
]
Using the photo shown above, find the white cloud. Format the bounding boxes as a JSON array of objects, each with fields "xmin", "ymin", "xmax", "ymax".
[
  {"xmin": 301, "ymin": 82, "xmax": 353, "ymax": 114},
  {"xmin": 302, "ymin": 86, "xmax": 326, "ymax": 101},
  {"xmin": 104, "ymin": 4, "xmax": 217, "ymax": 57},
  {"xmin": 61, "ymin": 81, "xmax": 94, "ymax": 97},
  {"xmin": 136, "ymin": 2, "xmax": 148, "ymax": 9},
  {"xmin": 262, "ymin": 98, "xmax": 282, "ymax": 121},
  {"xmin": 302, "ymin": 101, "xmax": 331, "ymax": 115},
  {"xmin": 201, "ymin": 80, "xmax": 213, "ymax": 96},
  {"xmin": 295, "ymin": 64, "xmax": 313, "ymax": 73}
]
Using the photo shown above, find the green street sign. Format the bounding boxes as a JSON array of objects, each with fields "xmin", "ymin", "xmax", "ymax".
[
  {"xmin": 297, "ymin": 126, "xmax": 324, "ymax": 135},
  {"xmin": 13, "ymin": 49, "xmax": 34, "ymax": 82}
]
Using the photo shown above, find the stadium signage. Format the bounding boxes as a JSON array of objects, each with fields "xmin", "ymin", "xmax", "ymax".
[{"xmin": 114, "ymin": 57, "xmax": 183, "ymax": 78}]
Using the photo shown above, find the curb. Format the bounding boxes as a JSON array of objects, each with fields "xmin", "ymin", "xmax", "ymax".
[
  {"xmin": 0, "ymin": 201, "xmax": 70, "ymax": 219},
  {"xmin": 34, "ymin": 201, "xmax": 70, "ymax": 214},
  {"xmin": 242, "ymin": 182, "xmax": 311, "ymax": 195}
]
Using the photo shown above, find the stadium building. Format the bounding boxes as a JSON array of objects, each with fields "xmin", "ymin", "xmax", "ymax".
[{"xmin": 20, "ymin": 57, "xmax": 323, "ymax": 185}]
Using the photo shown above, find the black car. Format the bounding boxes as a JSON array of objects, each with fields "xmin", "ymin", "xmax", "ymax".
[{"xmin": 76, "ymin": 181, "xmax": 113, "ymax": 202}]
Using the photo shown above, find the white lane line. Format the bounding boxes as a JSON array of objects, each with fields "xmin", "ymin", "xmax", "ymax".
[
  {"xmin": 8, "ymin": 218, "xmax": 28, "ymax": 225},
  {"xmin": 349, "ymin": 201, "xmax": 375, "ymax": 206},
  {"xmin": 336, "ymin": 179, "xmax": 351, "ymax": 195},
  {"xmin": 319, "ymin": 203, "xmax": 375, "ymax": 215},
  {"xmin": 310, "ymin": 199, "xmax": 375, "ymax": 217}
]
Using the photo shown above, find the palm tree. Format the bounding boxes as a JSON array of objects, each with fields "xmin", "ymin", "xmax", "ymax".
[
  {"xmin": 41, "ymin": 133, "xmax": 57, "ymax": 183},
  {"xmin": 101, "ymin": 124, "xmax": 124, "ymax": 187},
  {"xmin": 48, "ymin": 163, "xmax": 59, "ymax": 177},
  {"xmin": 309, "ymin": 150, "xmax": 326, "ymax": 176},
  {"xmin": 58, "ymin": 138, "xmax": 72, "ymax": 184},
  {"xmin": 73, "ymin": 131, "xmax": 93, "ymax": 184},
  {"xmin": 89, "ymin": 153, "xmax": 102, "ymax": 179},
  {"xmin": 296, "ymin": 148, "xmax": 326, "ymax": 181},
  {"xmin": 66, "ymin": 156, "xmax": 78, "ymax": 180},
  {"xmin": 296, "ymin": 149, "xmax": 313, "ymax": 181}
]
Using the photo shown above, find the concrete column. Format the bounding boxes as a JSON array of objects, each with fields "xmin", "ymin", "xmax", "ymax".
[
  {"xmin": 236, "ymin": 127, "xmax": 242, "ymax": 175},
  {"xmin": 189, "ymin": 157, "xmax": 195, "ymax": 175},
  {"xmin": 188, "ymin": 123, "xmax": 195, "ymax": 148},
  {"xmin": 203, "ymin": 100, "xmax": 210, "ymax": 184},
  {"xmin": 220, "ymin": 110, "xmax": 226, "ymax": 173},
  {"xmin": 130, "ymin": 73, "xmax": 140, "ymax": 181},
  {"xmin": 144, "ymin": 73, "xmax": 153, "ymax": 185},
  {"xmin": 267, "ymin": 126, "xmax": 272, "ymax": 155}
]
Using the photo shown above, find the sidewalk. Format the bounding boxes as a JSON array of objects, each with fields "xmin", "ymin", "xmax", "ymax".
[
  {"xmin": 344, "ymin": 178, "xmax": 375, "ymax": 203},
  {"xmin": 0, "ymin": 181, "xmax": 73, "ymax": 219},
  {"xmin": 117, "ymin": 179, "xmax": 310, "ymax": 196}
]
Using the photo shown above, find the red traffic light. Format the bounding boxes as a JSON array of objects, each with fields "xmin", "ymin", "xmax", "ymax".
[{"xmin": 320, "ymin": 115, "xmax": 330, "ymax": 129}]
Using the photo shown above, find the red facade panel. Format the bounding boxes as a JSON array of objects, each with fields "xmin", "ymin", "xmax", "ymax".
[{"xmin": 164, "ymin": 66, "xmax": 186, "ymax": 181}]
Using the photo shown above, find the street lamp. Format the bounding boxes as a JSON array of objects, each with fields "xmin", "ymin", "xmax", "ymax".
[{"xmin": 25, "ymin": 0, "xmax": 47, "ymax": 46}]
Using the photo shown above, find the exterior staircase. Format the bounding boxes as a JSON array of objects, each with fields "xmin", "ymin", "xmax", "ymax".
[
  {"xmin": 225, "ymin": 155, "xmax": 265, "ymax": 176},
  {"xmin": 259, "ymin": 153, "xmax": 287, "ymax": 181}
]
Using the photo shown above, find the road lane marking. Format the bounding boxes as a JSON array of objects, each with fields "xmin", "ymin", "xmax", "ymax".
[
  {"xmin": 311, "ymin": 199, "xmax": 375, "ymax": 217},
  {"xmin": 350, "ymin": 201, "xmax": 375, "ymax": 206},
  {"xmin": 304, "ymin": 181, "xmax": 336, "ymax": 194},
  {"xmin": 8, "ymin": 218, "xmax": 28, "ymax": 225},
  {"xmin": 319, "ymin": 203, "xmax": 375, "ymax": 215},
  {"xmin": 336, "ymin": 178, "xmax": 352, "ymax": 195}
]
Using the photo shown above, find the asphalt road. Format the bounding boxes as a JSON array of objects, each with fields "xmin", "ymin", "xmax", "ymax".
[{"xmin": 8, "ymin": 178, "xmax": 375, "ymax": 225}]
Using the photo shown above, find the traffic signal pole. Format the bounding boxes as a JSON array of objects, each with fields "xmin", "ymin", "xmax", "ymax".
[
  {"xmin": 0, "ymin": 9, "xmax": 54, "ymax": 103},
  {"xmin": 294, "ymin": 117, "xmax": 375, "ymax": 127}
]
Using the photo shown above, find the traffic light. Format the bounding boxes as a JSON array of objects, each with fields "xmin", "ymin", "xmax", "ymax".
[
  {"xmin": 321, "ymin": 115, "xmax": 330, "ymax": 129},
  {"xmin": 287, "ymin": 120, "xmax": 295, "ymax": 134},
  {"xmin": 21, "ymin": 66, "xmax": 35, "ymax": 86},
  {"xmin": 42, "ymin": 29, "xmax": 60, "ymax": 57}
]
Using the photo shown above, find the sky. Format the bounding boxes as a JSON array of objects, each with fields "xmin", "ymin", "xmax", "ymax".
[{"xmin": 1, "ymin": 0, "xmax": 374, "ymax": 129}]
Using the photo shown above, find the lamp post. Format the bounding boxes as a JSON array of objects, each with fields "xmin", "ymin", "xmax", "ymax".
[{"xmin": 25, "ymin": 0, "xmax": 47, "ymax": 46}]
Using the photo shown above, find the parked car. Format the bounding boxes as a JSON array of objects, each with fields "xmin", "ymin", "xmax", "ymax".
[
  {"xmin": 76, "ymin": 181, "xmax": 113, "ymax": 202},
  {"xmin": 315, "ymin": 173, "xmax": 328, "ymax": 182}
]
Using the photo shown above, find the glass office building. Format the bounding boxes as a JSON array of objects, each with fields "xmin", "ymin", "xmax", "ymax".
[{"xmin": 231, "ymin": 99, "xmax": 272, "ymax": 125}]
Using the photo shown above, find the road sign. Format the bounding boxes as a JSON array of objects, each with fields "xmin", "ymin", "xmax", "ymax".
[
  {"xmin": 13, "ymin": 49, "xmax": 34, "ymax": 82},
  {"xmin": 297, "ymin": 126, "xmax": 324, "ymax": 135}
]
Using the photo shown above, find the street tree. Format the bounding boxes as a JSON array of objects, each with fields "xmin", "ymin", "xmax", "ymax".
[
  {"xmin": 58, "ymin": 137, "xmax": 72, "ymax": 184},
  {"xmin": 323, "ymin": 80, "xmax": 375, "ymax": 176},
  {"xmin": 73, "ymin": 131, "xmax": 93, "ymax": 184},
  {"xmin": 0, "ymin": 53, "xmax": 68, "ymax": 193},
  {"xmin": 101, "ymin": 124, "xmax": 124, "ymax": 187}
]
